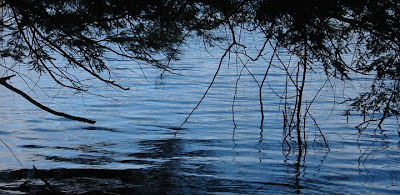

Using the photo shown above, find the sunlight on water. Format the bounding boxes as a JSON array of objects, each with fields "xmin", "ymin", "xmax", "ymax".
[{"xmin": 0, "ymin": 33, "xmax": 399, "ymax": 194}]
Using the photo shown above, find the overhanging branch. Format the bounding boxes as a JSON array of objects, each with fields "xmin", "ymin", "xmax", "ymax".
[{"xmin": 0, "ymin": 75, "xmax": 96, "ymax": 124}]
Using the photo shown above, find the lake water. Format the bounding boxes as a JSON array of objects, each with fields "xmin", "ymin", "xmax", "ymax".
[{"xmin": 0, "ymin": 33, "xmax": 399, "ymax": 194}]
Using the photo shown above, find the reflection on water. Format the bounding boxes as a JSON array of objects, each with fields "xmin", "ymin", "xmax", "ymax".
[
  {"xmin": 0, "ymin": 35, "xmax": 399, "ymax": 194},
  {"xmin": 0, "ymin": 139, "xmax": 302, "ymax": 194}
]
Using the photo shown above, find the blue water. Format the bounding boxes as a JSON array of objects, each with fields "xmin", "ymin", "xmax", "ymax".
[{"xmin": 0, "ymin": 33, "xmax": 399, "ymax": 194}]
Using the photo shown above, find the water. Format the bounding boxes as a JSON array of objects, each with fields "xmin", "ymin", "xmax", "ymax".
[{"xmin": 0, "ymin": 34, "xmax": 399, "ymax": 194}]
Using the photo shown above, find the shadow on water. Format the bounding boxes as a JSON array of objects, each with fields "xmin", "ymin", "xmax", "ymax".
[
  {"xmin": 82, "ymin": 126, "xmax": 119, "ymax": 132},
  {"xmin": 1, "ymin": 138, "xmax": 302, "ymax": 194}
]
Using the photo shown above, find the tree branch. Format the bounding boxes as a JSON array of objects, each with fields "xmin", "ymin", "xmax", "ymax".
[{"xmin": 0, "ymin": 75, "xmax": 96, "ymax": 124}]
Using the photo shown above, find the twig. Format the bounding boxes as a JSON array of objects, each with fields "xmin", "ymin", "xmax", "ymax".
[
  {"xmin": 175, "ymin": 42, "xmax": 236, "ymax": 136},
  {"xmin": 375, "ymin": 82, "xmax": 397, "ymax": 131},
  {"xmin": 259, "ymin": 41, "xmax": 278, "ymax": 129},
  {"xmin": 306, "ymin": 110, "xmax": 330, "ymax": 150},
  {"xmin": 0, "ymin": 138, "xmax": 23, "ymax": 167}
]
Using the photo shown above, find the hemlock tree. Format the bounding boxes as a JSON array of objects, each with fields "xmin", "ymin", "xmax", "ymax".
[
  {"xmin": 0, "ymin": 0, "xmax": 226, "ymax": 123},
  {"xmin": 0, "ymin": 0, "xmax": 399, "ymax": 153}
]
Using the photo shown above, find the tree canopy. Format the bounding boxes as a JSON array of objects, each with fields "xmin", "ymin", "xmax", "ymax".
[{"xmin": 1, "ymin": 0, "xmax": 399, "ymax": 133}]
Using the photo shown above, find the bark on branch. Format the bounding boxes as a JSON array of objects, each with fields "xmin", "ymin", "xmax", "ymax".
[{"xmin": 0, "ymin": 75, "xmax": 96, "ymax": 124}]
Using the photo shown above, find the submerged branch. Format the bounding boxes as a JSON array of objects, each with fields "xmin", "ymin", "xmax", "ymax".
[{"xmin": 259, "ymin": 41, "xmax": 277, "ymax": 129}]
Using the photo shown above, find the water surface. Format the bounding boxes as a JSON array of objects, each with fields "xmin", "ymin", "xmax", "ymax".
[{"xmin": 0, "ymin": 34, "xmax": 399, "ymax": 194}]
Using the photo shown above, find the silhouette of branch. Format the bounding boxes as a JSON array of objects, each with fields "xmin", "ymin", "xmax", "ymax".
[
  {"xmin": 259, "ymin": 41, "xmax": 277, "ymax": 129},
  {"xmin": 0, "ymin": 75, "xmax": 96, "ymax": 124},
  {"xmin": 176, "ymin": 42, "xmax": 236, "ymax": 136},
  {"xmin": 0, "ymin": 138, "xmax": 23, "ymax": 168},
  {"xmin": 33, "ymin": 165, "xmax": 56, "ymax": 192}
]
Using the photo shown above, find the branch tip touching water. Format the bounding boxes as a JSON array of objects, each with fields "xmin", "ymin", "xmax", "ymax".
[{"xmin": 0, "ymin": 75, "xmax": 96, "ymax": 124}]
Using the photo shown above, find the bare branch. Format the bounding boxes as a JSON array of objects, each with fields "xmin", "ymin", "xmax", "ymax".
[
  {"xmin": 0, "ymin": 75, "xmax": 95, "ymax": 124},
  {"xmin": 176, "ymin": 42, "xmax": 236, "ymax": 135}
]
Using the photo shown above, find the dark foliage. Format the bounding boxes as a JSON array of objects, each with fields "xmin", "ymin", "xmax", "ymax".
[{"xmin": 1, "ymin": 0, "xmax": 399, "ymax": 127}]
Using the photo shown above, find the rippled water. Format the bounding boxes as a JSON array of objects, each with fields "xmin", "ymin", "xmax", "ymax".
[{"xmin": 0, "ymin": 34, "xmax": 399, "ymax": 194}]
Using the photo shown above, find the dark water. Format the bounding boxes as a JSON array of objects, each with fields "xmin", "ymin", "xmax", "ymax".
[{"xmin": 0, "ymin": 34, "xmax": 399, "ymax": 194}]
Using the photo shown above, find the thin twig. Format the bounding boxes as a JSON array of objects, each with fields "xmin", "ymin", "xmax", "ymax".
[
  {"xmin": 0, "ymin": 138, "xmax": 23, "ymax": 168},
  {"xmin": 175, "ymin": 43, "xmax": 236, "ymax": 136}
]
